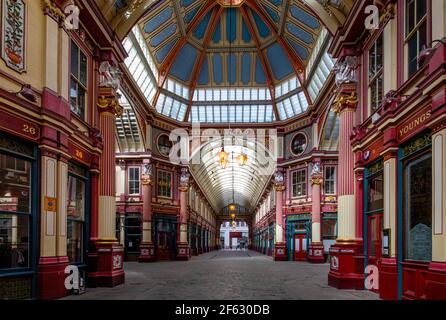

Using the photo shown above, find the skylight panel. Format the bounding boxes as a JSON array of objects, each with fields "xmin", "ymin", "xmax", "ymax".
[
  {"xmin": 258, "ymin": 105, "xmax": 266, "ymax": 122},
  {"xmin": 221, "ymin": 89, "xmax": 228, "ymax": 101},
  {"xmin": 170, "ymin": 99, "xmax": 180, "ymax": 118},
  {"xmin": 266, "ymin": 105, "xmax": 274, "ymax": 122},
  {"xmin": 214, "ymin": 106, "xmax": 221, "ymax": 122},
  {"xmin": 229, "ymin": 106, "xmax": 236, "ymax": 122},
  {"xmin": 206, "ymin": 89, "xmax": 213, "ymax": 101},
  {"xmin": 221, "ymin": 105, "xmax": 228, "ymax": 122},
  {"xmin": 243, "ymin": 105, "xmax": 250, "ymax": 122},
  {"xmin": 178, "ymin": 104, "xmax": 187, "ymax": 121},
  {"xmin": 251, "ymin": 89, "xmax": 258, "ymax": 100}
]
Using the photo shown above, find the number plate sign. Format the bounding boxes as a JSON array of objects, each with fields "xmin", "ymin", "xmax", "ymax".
[{"xmin": 0, "ymin": 111, "xmax": 40, "ymax": 140}]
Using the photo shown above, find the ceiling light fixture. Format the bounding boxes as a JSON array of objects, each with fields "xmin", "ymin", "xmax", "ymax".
[{"xmin": 218, "ymin": 146, "xmax": 229, "ymax": 169}]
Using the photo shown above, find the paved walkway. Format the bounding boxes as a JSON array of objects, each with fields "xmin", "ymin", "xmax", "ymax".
[{"xmin": 64, "ymin": 250, "xmax": 378, "ymax": 300}]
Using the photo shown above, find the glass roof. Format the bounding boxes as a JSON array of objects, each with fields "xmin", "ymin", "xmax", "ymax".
[
  {"xmin": 189, "ymin": 139, "xmax": 275, "ymax": 211},
  {"xmin": 121, "ymin": 1, "xmax": 334, "ymax": 123}
]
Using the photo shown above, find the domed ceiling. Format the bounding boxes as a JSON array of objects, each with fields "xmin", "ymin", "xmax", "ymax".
[
  {"xmin": 139, "ymin": 0, "xmax": 321, "ymax": 88},
  {"xmin": 121, "ymin": 0, "xmax": 333, "ymax": 123}
]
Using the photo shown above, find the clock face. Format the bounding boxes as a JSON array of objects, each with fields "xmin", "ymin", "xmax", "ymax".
[
  {"xmin": 157, "ymin": 134, "xmax": 173, "ymax": 157},
  {"xmin": 291, "ymin": 133, "xmax": 307, "ymax": 156}
]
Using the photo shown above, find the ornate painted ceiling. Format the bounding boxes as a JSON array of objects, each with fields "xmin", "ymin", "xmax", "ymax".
[{"xmin": 137, "ymin": 0, "xmax": 322, "ymax": 89}]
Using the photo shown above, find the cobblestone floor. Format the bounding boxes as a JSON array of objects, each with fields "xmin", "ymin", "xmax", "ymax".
[{"xmin": 64, "ymin": 250, "xmax": 379, "ymax": 300}]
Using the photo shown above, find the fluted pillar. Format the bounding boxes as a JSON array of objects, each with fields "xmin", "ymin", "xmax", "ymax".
[
  {"xmin": 273, "ymin": 170, "xmax": 287, "ymax": 260},
  {"xmin": 328, "ymin": 87, "xmax": 364, "ymax": 290},
  {"xmin": 139, "ymin": 160, "xmax": 155, "ymax": 262},
  {"xmin": 177, "ymin": 167, "xmax": 190, "ymax": 260},
  {"xmin": 308, "ymin": 161, "xmax": 324, "ymax": 263},
  {"xmin": 88, "ymin": 87, "xmax": 125, "ymax": 287}
]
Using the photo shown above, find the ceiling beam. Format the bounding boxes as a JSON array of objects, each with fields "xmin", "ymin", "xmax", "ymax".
[
  {"xmin": 185, "ymin": 6, "xmax": 224, "ymax": 122},
  {"xmin": 240, "ymin": 6, "xmax": 279, "ymax": 121},
  {"xmin": 152, "ymin": 0, "xmax": 219, "ymax": 108}
]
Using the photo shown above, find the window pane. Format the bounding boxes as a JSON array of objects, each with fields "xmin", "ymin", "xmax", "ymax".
[
  {"xmin": 408, "ymin": 34, "xmax": 418, "ymax": 77},
  {"xmin": 80, "ymin": 51, "xmax": 88, "ymax": 86},
  {"xmin": 71, "ymin": 42, "xmax": 79, "ymax": 78},
  {"xmin": 0, "ymin": 214, "xmax": 30, "ymax": 269},
  {"xmin": 405, "ymin": 154, "xmax": 432, "ymax": 261},
  {"xmin": 67, "ymin": 220, "xmax": 83, "ymax": 263},
  {"xmin": 368, "ymin": 173, "xmax": 383, "ymax": 211},
  {"xmin": 77, "ymin": 86, "xmax": 86, "ymax": 120},
  {"xmin": 322, "ymin": 219, "xmax": 336, "ymax": 239},
  {"xmin": 67, "ymin": 175, "xmax": 85, "ymax": 220},
  {"xmin": 0, "ymin": 154, "xmax": 31, "ymax": 213}
]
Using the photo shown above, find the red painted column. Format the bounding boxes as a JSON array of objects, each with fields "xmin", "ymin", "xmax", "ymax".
[
  {"xmin": 87, "ymin": 87, "xmax": 125, "ymax": 287},
  {"xmin": 308, "ymin": 161, "xmax": 325, "ymax": 263},
  {"xmin": 177, "ymin": 167, "xmax": 190, "ymax": 260},
  {"xmin": 273, "ymin": 170, "xmax": 287, "ymax": 261},
  {"xmin": 328, "ymin": 86, "xmax": 364, "ymax": 290},
  {"xmin": 139, "ymin": 160, "xmax": 156, "ymax": 262}
]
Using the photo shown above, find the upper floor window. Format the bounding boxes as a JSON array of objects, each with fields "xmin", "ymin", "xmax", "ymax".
[
  {"xmin": 70, "ymin": 41, "xmax": 88, "ymax": 120},
  {"xmin": 157, "ymin": 170, "xmax": 172, "ymax": 198},
  {"xmin": 368, "ymin": 34, "xmax": 384, "ymax": 111},
  {"xmin": 324, "ymin": 166, "xmax": 336, "ymax": 195},
  {"xmin": 292, "ymin": 169, "xmax": 307, "ymax": 198},
  {"xmin": 128, "ymin": 167, "xmax": 140, "ymax": 195},
  {"xmin": 405, "ymin": 0, "xmax": 427, "ymax": 77}
]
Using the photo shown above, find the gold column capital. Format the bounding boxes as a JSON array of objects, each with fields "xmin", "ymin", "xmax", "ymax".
[
  {"xmin": 332, "ymin": 92, "xmax": 358, "ymax": 114},
  {"xmin": 97, "ymin": 95, "xmax": 123, "ymax": 117}
]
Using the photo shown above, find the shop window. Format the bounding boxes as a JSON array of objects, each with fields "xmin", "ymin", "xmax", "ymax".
[
  {"xmin": 0, "ymin": 153, "xmax": 31, "ymax": 271},
  {"xmin": 322, "ymin": 218, "xmax": 337, "ymax": 240},
  {"xmin": 404, "ymin": 153, "xmax": 432, "ymax": 261},
  {"xmin": 157, "ymin": 170, "xmax": 172, "ymax": 198},
  {"xmin": 128, "ymin": 167, "xmax": 140, "ymax": 195},
  {"xmin": 70, "ymin": 41, "xmax": 88, "ymax": 120},
  {"xmin": 67, "ymin": 166, "xmax": 86, "ymax": 264},
  {"xmin": 125, "ymin": 214, "xmax": 141, "ymax": 254},
  {"xmin": 405, "ymin": 0, "xmax": 427, "ymax": 77},
  {"xmin": 367, "ymin": 167, "xmax": 384, "ymax": 212},
  {"xmin": 324, "ymin": 166, "xmax": 336, "ymax": 195},
  {"xmin": 292, "ymin": 169, "xmax": 307, "ymax": 198},
  {"xmin": 368, "ymin": 33, "xmax": 384, "ymax": 111}
]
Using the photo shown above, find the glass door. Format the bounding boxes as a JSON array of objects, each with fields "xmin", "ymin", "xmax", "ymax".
[
  {"xmin": 367, "ymin": 214, "xmax": 383, "ymax": 268},
  {"xmin": 125, "ymin": 214, "xmax": 141, "ymax": 261}
]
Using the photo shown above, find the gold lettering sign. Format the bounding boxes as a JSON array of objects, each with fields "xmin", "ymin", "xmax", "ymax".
[{"xmin": 398, "ymin": 110, "xmax": 431, "ymax": 140}]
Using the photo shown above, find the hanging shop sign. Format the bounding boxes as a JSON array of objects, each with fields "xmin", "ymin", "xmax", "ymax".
[
  {"xmin": 363, "ymin": 138, "xmax": 383, "ymax": 165},
  {"xmin": 397, "ymin": 106, "xmax": 431, "ymax": 143},
  {"xmin": 0, "ymin": 111, "xmax": 40, "ymax": 141},
  {"xmin": 1, "ymin": 0, "xmax": 26, "ymax": 73}
]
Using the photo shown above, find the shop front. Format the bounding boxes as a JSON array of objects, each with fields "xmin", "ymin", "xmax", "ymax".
[
  {"xmin": 0, "ymin": 132, "xmax": 38, "ymax": 299},
  {"xmin": 67, "ymin": 161, "xmax": 90, "ymax": 289},
  {"xmin": 364, "ymin": 159, "xmax": 384, "ymax": 294},
  {"xmin": 153, "ymin": 215, "xmax": 177, "ymax": 261},
  {"xmin": 123, "ymin": 213, "xmax": 142, "ymax": 261},
  {"xmin": 398, "ymin": 131, "xmax": 433, "ymax": 300},
  {"xmin": 286, "ymin": 214, "xmax": 311, "ymax": 261}
]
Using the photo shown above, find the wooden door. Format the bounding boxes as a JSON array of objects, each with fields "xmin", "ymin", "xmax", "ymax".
[{"xmin": 294, "ymin": 234, "xmax": 307, "ymax": 261}]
